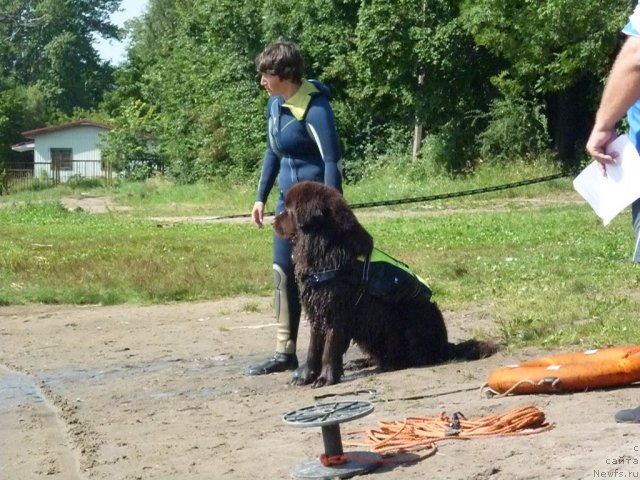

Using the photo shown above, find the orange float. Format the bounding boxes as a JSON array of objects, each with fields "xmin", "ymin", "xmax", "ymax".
[{"xmin": 483, "ymin": 345, "xmax": 640, "ymax": 396}]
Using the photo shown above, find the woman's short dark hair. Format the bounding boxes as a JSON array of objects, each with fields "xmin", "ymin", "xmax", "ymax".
[{"xmin": 255, "ymin": 40, "xmax": 304, "ymax": 84}]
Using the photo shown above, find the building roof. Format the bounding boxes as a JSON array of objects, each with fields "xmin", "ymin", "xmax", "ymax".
[
  {"xmin": 10, "ymin": 140, "xmax": 35, "ymax": 152},
  {"xmin": 21, "ymin": 119, "xmax": 113, "ymax": 139}
]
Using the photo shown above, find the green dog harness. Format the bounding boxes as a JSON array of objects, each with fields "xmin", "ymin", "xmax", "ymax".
[{"xmin": 304, "ymin": 247, "xmax": 433, "ymax": 304}]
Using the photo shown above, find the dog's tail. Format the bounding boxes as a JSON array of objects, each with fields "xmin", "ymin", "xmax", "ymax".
[{"xmin": 447, "ymin": 340, "xmax": 500, "ymax": 361}]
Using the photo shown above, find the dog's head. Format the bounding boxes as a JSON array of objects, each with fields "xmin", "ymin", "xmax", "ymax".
[{"xmin": 274, "ymin": 182, "xmax": 371, "ymax": 252}]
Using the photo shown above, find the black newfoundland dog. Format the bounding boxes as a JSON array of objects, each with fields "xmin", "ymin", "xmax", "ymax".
[{"xmin": 274, "ymin": 181, "xmax": 497, "ymax": 387}]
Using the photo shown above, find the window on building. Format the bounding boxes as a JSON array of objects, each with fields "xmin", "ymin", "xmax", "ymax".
[{"xmin": 51, "ymin": 148, "xmax": 73, "ymax": 171}]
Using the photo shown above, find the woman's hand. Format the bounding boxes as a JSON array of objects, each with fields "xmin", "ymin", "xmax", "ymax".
[{"xmin": 251, "ymin": 201, "xmax": 265, "ymax": 228}]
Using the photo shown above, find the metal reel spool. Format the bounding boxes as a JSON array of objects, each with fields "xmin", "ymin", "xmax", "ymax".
[{"xmin": 283, "ymin": 401, "xmax": 382, "ymax": 480}]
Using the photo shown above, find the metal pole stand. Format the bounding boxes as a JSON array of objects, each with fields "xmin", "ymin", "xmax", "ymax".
[{"xmin": 283, "ymin": 401, "xmax": 382, "ymax": 479}]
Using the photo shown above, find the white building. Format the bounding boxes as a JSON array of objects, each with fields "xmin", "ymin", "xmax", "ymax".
[{"xmin": 15, "ymin": 119, "xmax": 112, "ymax": 183}]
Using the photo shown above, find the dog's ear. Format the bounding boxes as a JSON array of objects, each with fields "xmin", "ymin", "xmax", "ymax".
[
  {"xmin": 284, "ymin": 182, "xmax": 328, "ymax": 232},
  {"xmin": 331, "ymin": 201, "xmax": 358, "ymax": 232},
  {"xmin": 294, "ymin": 197, "xmax": 326, "ymax": 232},
  {"xmin": 326, "ymin": 192, "xmax": 374, "ymax": 254},
  {"xmin": 321, "ymin": 187, "xmax": 362, "ymax": 234}
]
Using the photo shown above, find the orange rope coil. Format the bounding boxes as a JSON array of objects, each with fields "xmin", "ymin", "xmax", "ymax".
[{"xmin": 345, "ymin": 405, "xmax": 553, "ymax": 454}]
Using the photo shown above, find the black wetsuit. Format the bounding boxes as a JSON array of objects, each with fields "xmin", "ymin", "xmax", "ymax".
[
  {"xmin": 256, "ymin": 79, "xmax": 342, "ymax": 273},
  {"xmin": 255, "ymin": 78, "xmax": 342, "ymax": 333}
]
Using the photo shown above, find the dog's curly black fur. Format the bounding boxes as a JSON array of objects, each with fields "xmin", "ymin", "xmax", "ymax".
[{"xmin": 274, "ymin": 181, "xmax": 497, "ymax": 387}]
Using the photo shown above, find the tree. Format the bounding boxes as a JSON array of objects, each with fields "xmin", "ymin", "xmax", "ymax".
[
  {"xmin": 119, "ymin": 0, "xmax": 266, "ymax": 182},
  {"xmin": 1, "ymin": 0, "xmax": 120, "ymax": 117},
  {"xmin": 101, "ymin": 100, "xmax": 162, "ymax": 180},
  {"xmin": 340, "ymin": 0, "xmax": 498, "ymax": 171},
  {"xmin": 109, "ymin": 0, "xmax": 632, "ymax": 181},
  {"xmin": 0, "ymin": 83, "xmax": 26, "ymax": 169},
  {"xmin": 461, "ymin": 0, "xmax": 630, "ymax": 162}
]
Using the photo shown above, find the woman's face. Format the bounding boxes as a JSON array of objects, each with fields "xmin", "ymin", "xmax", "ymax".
[{"xmin": 260, "ymin": 73, "xmax": 287, "ymax": 96}]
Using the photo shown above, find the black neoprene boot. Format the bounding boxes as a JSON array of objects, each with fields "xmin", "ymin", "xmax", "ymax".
[
  {"xmin": 247, "ymin": 352, "xmax": 299, "ymax": 375},
  {"xmin": 614, "ymin": 406, "xmax": 640, "ymax": 423}
]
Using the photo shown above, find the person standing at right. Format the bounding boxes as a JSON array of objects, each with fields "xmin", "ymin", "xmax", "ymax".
[
  {"xmin": 586, "ymin": 1, "xmax": 640, "ymax": 263},
  {"xmin": 586, "ymin": 1, "xmax": 640, "ymax": 423}
]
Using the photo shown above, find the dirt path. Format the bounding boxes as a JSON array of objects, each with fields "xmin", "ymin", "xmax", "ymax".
[
  {"xmin": 57, "ymin": 192, "xmax": 585, "ymax": 225},
  {"xmin": 1, "ymin": 298, "xmax": 639, "ymax": 480}
]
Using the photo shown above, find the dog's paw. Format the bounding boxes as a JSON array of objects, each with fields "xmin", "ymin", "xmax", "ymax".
[
  {"xmin": 312, "ymin": 376, "xmax": 329, "ymax": 388},
  {"xmin": 311, "ymin": 368, "xmax": 341, "ymax": 388},
  {"xmin": 344, "ymin": 357, "xmax": 376, "ymax": 371},
  {"xmin": 290, "ymin": 364, "xmax": 317, "ymax": 386}
]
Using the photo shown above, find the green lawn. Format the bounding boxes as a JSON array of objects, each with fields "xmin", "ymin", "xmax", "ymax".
[{"xmin": 1, "ymin": 161, "xmax": 638, "ymax": 348}]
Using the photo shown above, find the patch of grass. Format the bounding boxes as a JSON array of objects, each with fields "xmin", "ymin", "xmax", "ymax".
[
  {"xmin": 1, "ymin": 159, "xmax": 638, "ymax": 350},
  {"xmin": 242, "ymin": 301, "xmax": 263, "ymax": 313},
  {"xmin": 112, "ymin": 178, "xmax": 256, "ymax": 217},
  {"xmin": 0, "ymin": 202, "xmax": 272, "ymax": 305},
  {"xmin": 0, "ymin": 176, "xmax": 256, "ymax": 219},
  {"xmin": 343, "ymin": 154, "xmax": 568, "ymax": 206}
]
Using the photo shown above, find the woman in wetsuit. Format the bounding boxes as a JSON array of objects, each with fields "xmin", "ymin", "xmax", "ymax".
[{"xmin": 247, "ymin": 40, "xmax": 342, "ymax": 376}]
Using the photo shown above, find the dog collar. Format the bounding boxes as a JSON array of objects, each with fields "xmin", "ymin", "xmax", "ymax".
[{"xmin": 303, "ymin": 264, "xmax": 363, "ymax": 288}]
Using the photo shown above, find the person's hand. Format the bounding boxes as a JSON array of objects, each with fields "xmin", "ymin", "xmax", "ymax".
[
  {"xmin": 251, "ymin": 201, "xmax": 265, "ymax": 228},
  {"xmin": 586, "ymin": 127, "xmax": 618, "ymax": 176}
]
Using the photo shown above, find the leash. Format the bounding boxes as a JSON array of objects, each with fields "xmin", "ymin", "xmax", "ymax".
[
  {"xmin": 348, "ymin": 172, "xmax": 570, "ymax": 210},
  {"xmin": 208, "ymin": 172, "xmax": 571, "ymax": 221}
]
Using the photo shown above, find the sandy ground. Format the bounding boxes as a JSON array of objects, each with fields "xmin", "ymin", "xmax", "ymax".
[{"xmin": 1, "ymin": 297, "xmax": 640, "ymax": 480}]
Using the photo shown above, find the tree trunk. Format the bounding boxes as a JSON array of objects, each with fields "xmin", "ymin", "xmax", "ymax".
[{"xmin": 545, "ymin": 78, "xmax": 592, "ymax": 165}]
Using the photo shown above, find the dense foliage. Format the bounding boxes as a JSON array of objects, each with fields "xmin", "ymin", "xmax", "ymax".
[{"xmin": 0, "ymin": 0, "xmax": 632, "ymax": 183}]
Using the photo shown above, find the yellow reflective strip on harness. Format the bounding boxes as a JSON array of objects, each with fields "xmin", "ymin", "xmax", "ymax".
[{"xmin": 359, "ymin": 248, "xmax": 431, "ymax": 290}]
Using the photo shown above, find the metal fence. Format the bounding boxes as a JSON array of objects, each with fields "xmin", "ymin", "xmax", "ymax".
[{"xmin": 5, "ymin": 159, "xmax": 113, "ymax": 193}]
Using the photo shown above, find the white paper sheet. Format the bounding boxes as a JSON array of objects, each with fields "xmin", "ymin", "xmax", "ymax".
[{"xmin": 573, "ymin": 134, "xmax": 640, "ymax": 225}]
